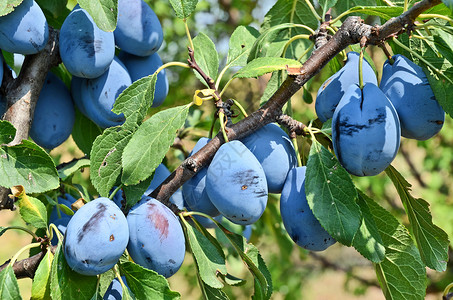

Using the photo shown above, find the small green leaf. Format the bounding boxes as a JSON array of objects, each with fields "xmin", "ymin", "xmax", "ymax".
[
  {"xmin": 365, "ymin": 196, "xmax": 427, "ymax": 300},
  {"xmin": 50, "ymin": 244, "xmax": 98, "ymax": 300},
  {"xmin": 15, "ymin": 187, "xmax": 47, "ymax": 229},
  {"xmin": 119, "ymin": 261, "xmax": 180, "ymax": 299},
  {"xmin": 234, "ymin": 57, "xmax": 301, "ymax": 79},
  {"xmin": 202, "ymin": 284, "xmax": 229, "ymax": 300},
  {"xmin": 168, "ymin": 0, "xmax": 198, "ymax": 19},
  {"xmin": 90, "ymin": 126, "xmax": 134, "ymax": 197},
  {"xmin": 77, "ymin": 0, "xmax": 118, "ymax": 32},
  {"xmin": 347, "ymin": 6, "xmax": 403, "ymax": 20},
  {"xmin": 0, "ymin": 121, "xmax": 16, "ymax": 145},
  {"xmin": 31, "ymin": 250, "xmax": 53, "ymax": 300},
  {"xmin": 121, "ymin": 105, "xmax": 190, "ymax": 185},
  {"xmin": 386, "ymin": 166, "xmax": 449, "ymax": 271},
  {"xmin": 57, "ymin": 158, "xmax": 90, "ymax": 180},
  {"xmin": 72, "ymin": 109, "xmax": 103, "ymax": 155},
  {"xmin": 180, "ymin": 218, "xmax": 227, "ymax": 289},
  {"xmin": 98, "ymin": 269, "xmax": 116, "ymax": 297},
  {"xmin": 352, "ymin": 192, "xmax": 385, "ymax": 263},
  {"xmin": 123, "ymin": 176, "xmax": 152, "ymax": 209},
  {"xmin": 305, "ymin": 141, "xmax": 362, "ymax": 246},
  {"xmin": 0, "ymin": 265, "xmax": 21, "ymax": 300},
  {"xmin": 0, "ymin": 140, "xmax": 59, "ymax": 193},
  {"xmin": 226, "ymin": 26, "xmax": 260, "ymax": 68},
  {"xmin": 319, "ymin": 0, "xmax": 338, "ymax": 17},
  {"xmin": 0, "ymin": 0, "xmax": 23, "ymax": 16},
  {"xmin": 193, "ymin": 33, "xmax": 219, "ymax": 85},
  {"xmin": 113, "ymin": 75, "xmax": 157, "ymax": 127}
]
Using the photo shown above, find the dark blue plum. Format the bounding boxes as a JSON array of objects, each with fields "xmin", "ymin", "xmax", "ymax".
[
  {"xmin": 144, "ymin": 163, "xmax": 184, "ymax": 209},
  {"xmin": 380, "ymin": 54, "xmax": 445, "ymax": 140},
  {"xmin": 127, "ymin": 197, "xmax": 185, "ymax": 278},
  {"xmin": 0, "ymin": 93, "xmax": 6, "ymax": 117},
  {"xmin": 30, "ymin": 73, "xmax": 75, "ymax": 149},
  {"xmin": 0, "ymin": 53, "xmax": 3, "ymax": 87},
  {"xmin": 103, "ymin": 277, "xmax": 131, "ymax": 300},
  {"xmin": 76, "ymin": 57, "xmax": 131, "ymax": 128},
  {"xmin": 315, "ymin": 52, "xmax": 377, "ymax": 122},
  {"xmin": 70, "ymin": 76, "xmax": 87, "ymax": 116},
  {"xmin": 241, "ymin": 123, "xmax": 297, "ymax": 193},
  {"xmin": 332, "ymin": 83, "xmax": 400, "ymax": 176},
  {"xmin": 59, "ymin": 5, "xmax": 115, "ymax": 79},
  {"xmin": 183, "ymin": 137, "xmax": 219, "ymax": 217},
  {"xmin": 114, "ymin": 0, "xmax": 163, "ymax": 56},
  {"xmin": 64, "ymin": 197, "xmax": 129, "ymax": 276},
  {"xmin": 0, "ymin": 0, "xmax": 49, "ymax": 54},
  {"xmin": 206, "ymin": 140, "xmax": 268, "ymax": 225},
  {"xmin": 280, "ymin": 167, "xmax": 336, "ymax": 251},
  {"xmin": 118, "ymin": 52, "xmax": 168, "ymax": 107}
]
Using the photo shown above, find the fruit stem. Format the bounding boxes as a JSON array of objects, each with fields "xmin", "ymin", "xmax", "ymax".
[
  {"xmin": 418, "ymin": 14, "xmax": 453, "ymax": 26},
  {"xmin": 443, "ymin": 282, "xmax": 453, "ymax": 298},
  {"xmin": 304, "ymin": 0, "xmax": 322, "ymax": 21},
  {"xmin": 379, "ymin": 44, "xmax": 394, "ymax": 65},
  {"xmin": 282, "ymin": 34, "xmax": 312, "ymax": 58},
  {"xmin": 1, "ymin": 226, "xmax": 40, "ymax": 241},
  {"xmin": 292, "ymin": 137, "xmax": 303, "ymax": 167},
  {"xmin": 155, "ymin": 62, "xmax": 190, "ymax": 76},
  {"xmin": 231, "ymin": 99, "xmax": 248, "ymax": 117},
  {"xmin": 114, "ymin": 265, "xmax": 128, "ymax": 293},
  {"xmin": 184, "ymin": 19, "xmax": 194, "ymax": 50},
  {"xmin": 404, "ymin": 0, "xmax": 409, "ymax": 12},
  {"xmin": 219, "ymin": 77, "xmax": 234, "ymax": 97},
  {"xmin": 9, "ymin": 242, "xmax": 41, "ymax": 267},
  {"xmin": 359, "ymin": 47, "xmax": 365, "ymax": 90},
  {"xmin": 298, "ymin": 43, "xmax": 314, "ymax": 62},
  {"xmin": 218, "ymin": 111, "xmax": 229, "ymax": 142},
  {"xmin": 109, "ymin": 185, "xmax": 123, "ymax": 200}
]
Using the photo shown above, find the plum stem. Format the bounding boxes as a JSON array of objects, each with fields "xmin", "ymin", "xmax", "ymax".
[
  {"xmin": 231, "ymin": 99, "xmax": 248, "ymax": 117},
  {"xmin": 218, "ymin": 111, "xmax": 229, "ymax": 142},
  {"xmin": 359, "ymin": 46, "xmax": 365, "ymax": 90},
  {"xmin": 292, "ymin": 137, "xmax": 303, "ymax": 167},
  {"xmin": 379, "ymin": 44, "xmax": 394, "ymax": 64},
  {"xmin": 443, "ymin": 282, "xmax": 453, "ymax": 298},
  {"xmin": 1, "ymin": 226, "xmax": 40, "ymax": 241},
  {"xmin": 184, "ymin": 19, "xmax": 194, "ymax": 50},
  {"xmin": 109, "ymin": 185, "xmax": 123, "ymax": 200}
]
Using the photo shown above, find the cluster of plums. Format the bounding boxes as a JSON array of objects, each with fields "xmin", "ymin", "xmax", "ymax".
[
  {"xmin": 316, "ymin": 52, "xmax": 445, "ymax": 176},
  {"xmin": 0, "ymin": 0, "xmax": 169, "ymax": 149}
]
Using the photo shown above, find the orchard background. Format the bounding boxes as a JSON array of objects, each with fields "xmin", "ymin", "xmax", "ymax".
[{"xmin": 1, "ymin": 0, "xmax": 453, "ymax": 299}]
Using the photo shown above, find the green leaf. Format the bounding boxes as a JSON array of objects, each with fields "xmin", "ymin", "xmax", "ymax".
[
  {"xmin": 31, "ymin": 250, "xmax": 53, "ymax": 300},
  {"xmin": 193, "ymin": 33, "xmax": 219, "ymax": 85},
  {"xmin": 90, "ymin": 126, "xmax": 134, "ymax": 197},
  {"xmin": 17, "ymin": 193, "xmax": 48, "ymax": 229},
  {"xmin": 319, "ymin": 0, "xmax": 338, "ymax": 17},
  {"xmin": 112, "ymin": 75, "xmax": 157, "ymax": 127},
  {"xmin": 180, "ymin": 218, "xmax": 227, "ymax": 289},
  {"xmin": 365, "ymin": 196, "xmax": 427, "ymax": 300},
  {"xmin": 219, "ymin": 273, "xmax": 246, "ymax": 287},
  {"xmin": 119, "ymin": 261, "xmax": 180, "ymax": 299},
  {"xmin": 57, "ymin": 158, "xmax": 90, "ymax": 180},
  {"xmin": 0, "ymin": 121, "xmax": 16, "ymax": 145},
  {"xmin": 346, "ymin": 6, "xmax": 403, "ymax": 20},
  {"xmin": 234, "ymin": 57, "xmax": 301, "ymax": 79},
  {"xmin": 226, "ymin": 26, "xmax": 260, "ymax": 68},
  {"xmin": 330, "ymin": 0, "xmax": 376, "ymax": 18},
  {"xmin": 77, "ymin": 0, "xmax": 118, "ymax": 32},
  {"xmin": 168, "ymin": 0, "xmax": 198, "ymax": 19},
  {"xmin": 0, "ymin": 140, "xmax": 59, "ymax": 193},
  {"xmin": 98, "ymin": 269, "xmax": 116, "ymax": 297},
  {"xmin": 202, "ymin": 284, "xmax": 229, "ymax": 300},
  {"xmin": 0, "ymin": 226, "xmax": 6, "ymax": 237},
  {"xmin": 0, "ymin": 265, "xmax": 21, "ymax": 300},
  {"xmin": 442, "ymin": 0, "xmax": 453, "ymax": 12},
  {"xmin": 36, "ymin": 0, "xmax": 69, "ymax": 20},
  {"xmin": 121, "ymin": 105, "xmax": 190, "ymax": 185},
  {"xmin": 260, "ymin": 71, "xmax": 285, "ymax": 106},
  {"xmin": 385, "ymin": 166, "xmax": 449, "ymax": 271},
  {"xmin": 50, "ymin": 244, "xmax": 97, "ymax": 300},
  {"xmin": 305, "ymin": 141, "xmax": 361, "ymax": 246},
  {"xmin": 0, "ymin": 0, "xmax": 23, "ymax": 16},
  {"xmin": 352, "ymin": 192, "xmax": 385, "ymax": 263},
  {"xmin": 72, "ymin": 109, "xmax": 103, "ymax": 155},
  {"xmin": 123, "ymin": 176, "xmax": 152, "ymax": 209}
]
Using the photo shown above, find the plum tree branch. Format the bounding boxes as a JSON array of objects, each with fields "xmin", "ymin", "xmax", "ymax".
[{"xmin": 151, "ymin": 0, "xmax": 442, "ymax": 207}]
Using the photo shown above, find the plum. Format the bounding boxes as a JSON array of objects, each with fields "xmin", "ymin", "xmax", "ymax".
[
  {"xmin": 315, "ymin": 52, "xmax": 377, "ymax": 122},
  {"xmin": 64, "ymin": 197, "xmax": 129, "ymax": 276},
  {"xmin": 0, "ymin": 0, "xmax": 49, "ymax": 54},
  {"xmin": 206, "ymin": 140, "xmax": 268, "ymax": 225},
  {"xmin": 144, "ymin": 163, "xmax": 184, "ymax": 209},
  {"xmin": 104, "ymin": 277, "xmax": 130, "ymax": 300},
  {"xmin": 241, "ymin": 123, "xmax": 297, "ymax": 193},
  {"xmin": 30, "ymin": 73, "xmax": 75, "ymax": 149},
  {"xmin": 380, "ymin": 54, "xmax": 445, "ymax": 140},
  {"xmin": 118, "ymin": 52, "xmax": 169, "ymax": 107},
  {"xmin": 183, "ymin": 137, "xmax": 219, "ymax": 217},
  {"xmin": 280, "ymin": 167, "xmax": 336, "ymax": 251},
  {"xmin": 332, "ymin": 83, "xmax": 400, "ymax": 176},
  {"xmin": 127, "ymin": 196, "xmax": 185, "ymax": 278},
  {"xmin": 114, "ymin": 0, "xmax": 163, "ymax": 56},
  {"xmin": 75, "ymin": 57, "xmax": 131, "ymax": 128},
  {"xmin": 0, "ymin": 53, "xmax": 3, "ymax": 87},
  {"xmin": 59, "ymin": 5, "xmax": 115, "ymax": 78}
]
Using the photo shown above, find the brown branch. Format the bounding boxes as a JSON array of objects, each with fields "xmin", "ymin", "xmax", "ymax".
[
  {"xmin": 151, "ymin": 0, "xmax": 442, "ymax": 206},
  {"xmin": 276, "ymin": 114, "xmax": 308, "ymax": 136}
]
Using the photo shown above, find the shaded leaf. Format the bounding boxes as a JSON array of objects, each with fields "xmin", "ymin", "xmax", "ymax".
[
  {"xmin": 58, "ymin": 158, "xmax": 90, "ymax": 180},
  {"xmin": 0, "ymin": 121, "xmax": 16, "ymax": 145},
  {"xmin": 31, "ymin": 250, "xmax": 53, "ymax": 300},
  {"xmin": 72, "ymin": 109, "xmax": 102, "ymax": 155},
  {"xmin": 77, "ymin": 0, "xmax": 117, "ymax": 32},
  {"xmin": 123, "ymin": 176, "xmax": 152, "ymax": 209}
]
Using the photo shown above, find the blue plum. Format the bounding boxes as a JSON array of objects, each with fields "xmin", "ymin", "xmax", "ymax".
[
  {"xmin": 59, "ymin": 5, "xmax": 115, "ymax": 79},
  {"xmin": 114, "ymin": 0, "xmax": 163, "ymax": 56},
  {"xmin": 103, "ymin": 277, "xmax": 130, "ymax": 300},
  {"xmin": 241, "ymin": 123, "xmax": 297, "ymax": 193},
  {"xmin": 280, "ymin": 167, "xmax": 336, "ymax": 251},
  {"xmin": 206, "ymin": 140, "xmax": 268, "ymax": 225},
  {"xmin": 75, "ymin": 57, "xmax": 131, "ymax": 128},
  {"xmin": 0, "ymin": 0, "xmax": 48, "ymax": 54},
  {"xmin": 332, "ymin": 83, "xmax": 400, "ymax": 176},
  {"xmin": 380, "ymin": 54, "xmax": 445, "ymax": 140},
  {"xmin": 64, "ymin": 197, "xmax": 129, "ymax": 276},
  {"xmin": 127, "ymin": 197, "xmax": 185, "ymax": 278},
  {"xmin": 118, "ymin": 52, "xmax": 169, "ymax": 107},
  {"xmin": 144, "ymin": 163, "xmax": 185, "ymax": 209},
  {"xmin": 30, "ymin": 73, "xmax": 75, "ymax": 149},
  {"xmin": 0, "ymin": 53, "xmax": 3, "ymax": 87},
  {"xmin": 315, "ymin": 52, "xmax": 377, "ymax": 122},
  {"xmin": 183, "ymin": 137, "xmax": 219, "ymax": 217}
]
